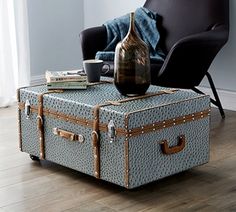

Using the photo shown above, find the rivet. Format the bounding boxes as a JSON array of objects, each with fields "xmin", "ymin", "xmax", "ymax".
[
  {"xmin": 183, "ymin": 120, "xmax": 186, "ymax": 123},
  {"xmin": 152, "ymin": 124, "xmax": 155, "ymax": 127},
  {"xmin": 163, "ymin": 125, "xmax": 166, "ymax": 128},
  {"xmin": 142, "ymin": 131, "xmax": 144, "ymax": 134},
  {"xmin": 201, "ymin": 115, "xmax": 204, "ymax": 118},
  {"xmin": 192, "ymin": 114, "xmax": 195, "ymax": 117},
  {"xmin": 163, "ymin": 121, "xmax": 166, "ymax": 124},
  {"xmin": 201, "ymin": 112, "xmax": 203, "ymax": 115},
  {"xmin": 183, "ymin": 116, "xmax": 185, "ymax": 119},
  {"xmin": 125, "ymin": 125, "xmax": 128, "ymax": 129},
  {"xmin": 141, "ymin": 126, "xmax": 144, "ymax": 129},
  {"xmin": 153, "ymin": 128, "xmax": 156, "ymax": 131},
  {"xmin": 192, "ymin": 118, "xmax": 195, "ymax": 120},
  {"xmin": 129, "ymin": 130, "xmax": 132, "ymax": 132},
  {"xmin": 173, "ymin": 119, "xmax": 175, "ymax": 121},
  {"xmin": 129, "ymin": 134, "xmax": 132, "ymax": 137},
  {"xmin": 173, "ymin": 123, "xmax": 176, "ymax": 125},
  {"xmin": 57, "ymin": 115, "xmax": 60, "ymax": 118}
]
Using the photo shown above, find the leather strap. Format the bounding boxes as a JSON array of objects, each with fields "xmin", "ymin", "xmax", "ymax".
[{"xmin": 37, "ymin": 90, "xmax": 63, "ymax": 159}]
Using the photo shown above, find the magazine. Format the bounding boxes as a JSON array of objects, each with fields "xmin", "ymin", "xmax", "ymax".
[
  {"xmin": 47, "ymin": 81, "xmax": 87, "ymax": 90},
  {"xmin": 45, "ymin": 69, "xmax": 87, "ymax": 83}
]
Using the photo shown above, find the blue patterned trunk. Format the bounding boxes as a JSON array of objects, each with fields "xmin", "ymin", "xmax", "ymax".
[{"xmin": 18, "ymin": 81, "xmax": 210, "ymax": 189}]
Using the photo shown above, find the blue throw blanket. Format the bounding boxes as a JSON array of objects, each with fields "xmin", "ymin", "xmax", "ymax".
[{"xmin": 95, "ymin": 7, "xmax": 165, "ymax": 62}]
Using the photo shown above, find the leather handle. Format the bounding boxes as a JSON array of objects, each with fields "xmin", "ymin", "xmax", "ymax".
[
  {"xmin": 160, "ymin": 135, "xmax": 185, "ymax": 155},
  {"xmin": 53, "ymin": 128, "xmax": 84, "ymax": 143}
]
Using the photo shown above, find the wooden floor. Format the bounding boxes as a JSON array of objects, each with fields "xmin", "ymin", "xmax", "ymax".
[{"xmin": 0, "ymin": 105, "xmax": 236, "ymax": 212}]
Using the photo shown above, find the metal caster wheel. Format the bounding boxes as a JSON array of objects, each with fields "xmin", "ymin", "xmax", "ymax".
[{"xmin": 29, "ymin": 154, "xmax": 40, "ymax": 161}]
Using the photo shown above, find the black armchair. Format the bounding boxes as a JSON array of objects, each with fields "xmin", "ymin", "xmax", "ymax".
[{"xmin": 80, "ymin": 0, "xmax": 229, "ymax": 118}]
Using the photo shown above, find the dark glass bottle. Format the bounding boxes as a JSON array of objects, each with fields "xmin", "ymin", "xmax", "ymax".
[{"xmin": 114, "ymin": 12, "xmax": 151, "ymax": 96}]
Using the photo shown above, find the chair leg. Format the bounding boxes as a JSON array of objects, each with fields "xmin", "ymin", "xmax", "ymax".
[
  {"xmin": 192, "ymin": 73, "xmax": 225, "ymax": 119},
  {"xmin": 205, "ymin": 72, "xmax": 225, "ymax": 119}
]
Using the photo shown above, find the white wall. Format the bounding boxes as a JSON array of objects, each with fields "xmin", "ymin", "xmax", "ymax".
[
  {"xmin": 83, "ymin": 0, "xmax": 145, "ymax": 28},
  {"xmin": 27, "ymin": 0, "xmax": 84, "ymax": 83}
]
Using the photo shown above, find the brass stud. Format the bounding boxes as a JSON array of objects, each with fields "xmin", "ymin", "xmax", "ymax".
[
  {"xmin": 201, "ymin": 115, "xmax": 204, "ymax": 118},
  {"xmin": 183, "ymin": 120, "xmax": 186, "ymax": 123},
  {"xmin": 142, "ymin": 131, "xmax": 144, "ymax": 134},
  {"xmin": 192, "ymin": 118, "xmax": 195, "ymax": 120},
  {"xmin": 163, "ymin": 125, "xmax": 166, "ymax": 128},
  {"xmin": 173, "ymin": 123, "xmax": 176, "ymax": 125},
  {"xmin": 153, "ymin": 128, "xmax": 156, "ymax": 131},
  {"xmin": 129, "ymin": 134, "xmax": 132, "ymax": 137}
]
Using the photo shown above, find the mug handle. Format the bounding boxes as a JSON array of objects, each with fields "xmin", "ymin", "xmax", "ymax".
[{"xmin": 102, "ymin": 63, "xmax": 111, "ymax": 75}]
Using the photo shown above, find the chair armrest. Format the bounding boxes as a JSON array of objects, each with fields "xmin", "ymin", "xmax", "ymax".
[
  {"xmin": 172, "ymin": 25, "xmax": 228, "ymax": 47},
  {"xmin": 156, "ymin": 25, "xmax": 229, "ymax": 88},
  {"xmin": 79, "ymin": 26, "xmax": 107, "ymax": 60}
]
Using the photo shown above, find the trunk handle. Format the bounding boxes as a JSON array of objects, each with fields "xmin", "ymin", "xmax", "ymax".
[{"xmin": 160, "ymin": 135, "xmax": 186, "ymax": 155}]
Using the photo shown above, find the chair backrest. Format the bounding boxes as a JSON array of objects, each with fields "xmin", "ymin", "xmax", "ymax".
[{"xmin": 144, "ymin": 0, "xmax": 229, "ymax": 52}]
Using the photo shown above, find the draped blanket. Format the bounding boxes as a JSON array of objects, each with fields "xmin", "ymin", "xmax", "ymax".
[{"xmin": 95, "ymin": 7, "xmax": 165, "ymax": 62}]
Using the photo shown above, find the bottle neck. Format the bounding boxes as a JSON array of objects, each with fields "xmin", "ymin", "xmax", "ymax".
[{"xmin": 128, "ymin": 12, "xmax": 136, "ymax": 34}]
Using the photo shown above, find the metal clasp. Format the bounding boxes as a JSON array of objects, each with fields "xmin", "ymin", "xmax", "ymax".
[
  {"xmin": 108, "ymin": 120, "xmax": 116, "ymax": 143},
  {"xmin": 25, "ymin": 99, "xmax": 31, "ymax": 119}
]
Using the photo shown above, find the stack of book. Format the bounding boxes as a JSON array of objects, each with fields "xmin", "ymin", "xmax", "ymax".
[{"xmin": 45, "ymin": 69, "xmax": 87, "ymax": 90}]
